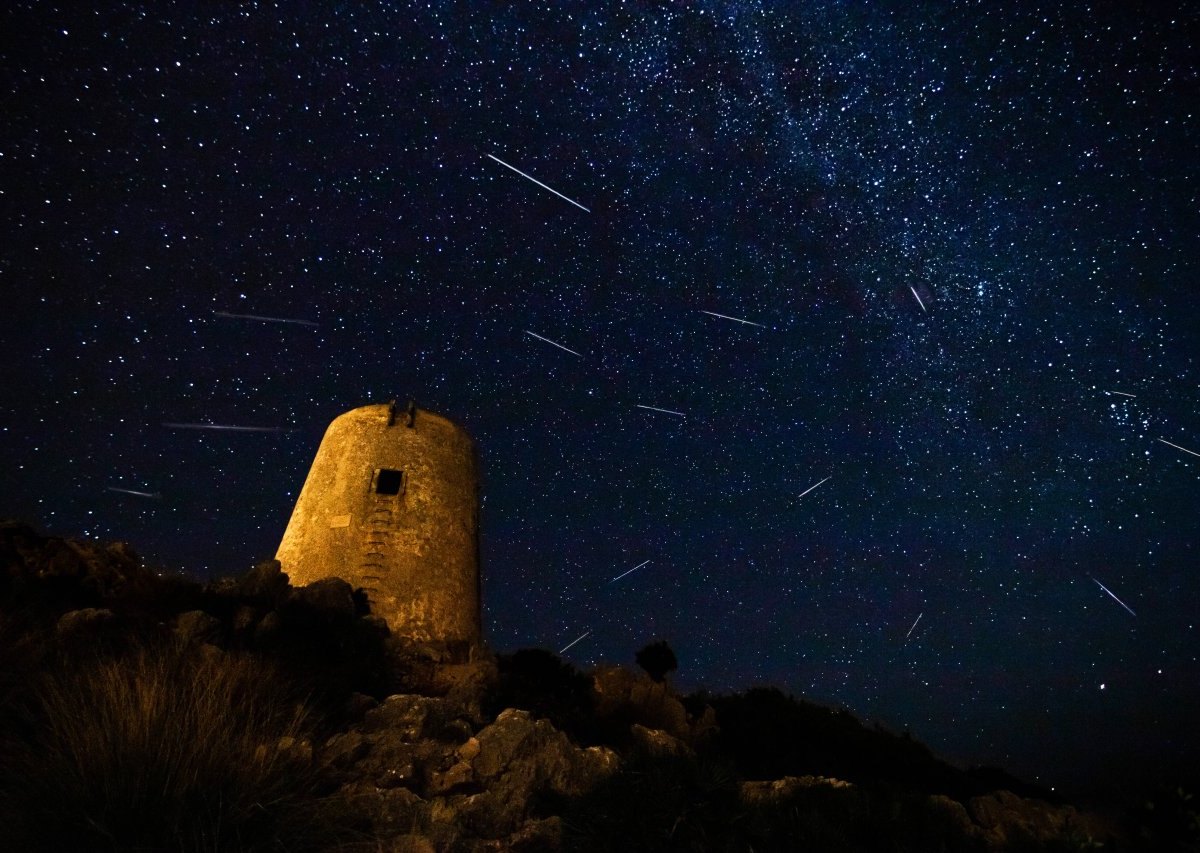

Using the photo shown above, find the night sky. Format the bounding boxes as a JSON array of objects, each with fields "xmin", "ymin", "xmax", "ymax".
[{"xmin": 2, "ymin": 2, "xmax": 1197, "ymax": 795}]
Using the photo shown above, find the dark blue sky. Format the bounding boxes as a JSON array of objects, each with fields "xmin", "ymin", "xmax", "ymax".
[{"xmin": 2, "ymin": 1, "xmax": 1197, "ymax": 795}]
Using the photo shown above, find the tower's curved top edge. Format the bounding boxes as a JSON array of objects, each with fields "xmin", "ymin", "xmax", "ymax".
[{"xmin": 330, "ymin": 402, "xmax": 473, "ymax": 440}]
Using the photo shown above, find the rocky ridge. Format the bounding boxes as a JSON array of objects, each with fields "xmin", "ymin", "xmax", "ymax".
[{"xmin": 0, "ymin": 521, "xmax": 1139, "ymax": 851}]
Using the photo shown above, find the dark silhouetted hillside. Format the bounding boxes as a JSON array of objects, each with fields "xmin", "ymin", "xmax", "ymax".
[{"xmin": 0, "ymin": 521, "xmax": 1187, "ymax": 852}]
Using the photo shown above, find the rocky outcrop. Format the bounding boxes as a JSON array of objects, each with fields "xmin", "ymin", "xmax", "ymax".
[
  {"xmin": 0, "ymin": 523, "xmax": 1134, "ymax": 852},
  {"xmin": 591, "ymin": 664, "xmax": 717, "ymax": 744},
  {"xmin": 0, "ymin": 521, "xmax": 153, "ymax": 599},
  {"xmin": 741, "ymin": 774, "xmax": 1118, "ymax": 852},
  {"xmin": 320, "ymin": 699, "xmax": 618, "ymax": 851}
]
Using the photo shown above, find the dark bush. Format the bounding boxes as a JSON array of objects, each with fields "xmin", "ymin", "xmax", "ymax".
[
  {"xmin": 636, "ymin": 640, "xmax": 678, "ymax": 683},
  {"xmin": 484, "ymin": 648, "xmax": 596, "ymax": 742}
]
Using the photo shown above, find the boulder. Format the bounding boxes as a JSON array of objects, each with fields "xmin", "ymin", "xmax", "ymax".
[
  {"xmin": 630, "ymin": 724, "xmax": 694, "ymax": 759},
  {"xmin": 967, "ymin": 789, "xmax": 1079, "ymax": 848},
  {"xmin": 1, "ymin": 522, "xmax": 151, "ymax": 597},
  {"xmin": 174, "ymin": 609, "xmax": 221, "ymax": 644},
  {"xmin": 234, "ymin": 558, "xmax": 291, "ymax": 602},
  {"xmin": 591, "ymin": 665, "xmax": 691, "ymax": 740},
  {"xmin": 445, "ymin": 708, "xmax": 618, "ymax": 838},
  {"xmin": 363, "ymin": 694, "xmax": 453, "ymax": 740},
  {"xmin": 254, "ymin": 610, "xmax": 283, "ymax": 644},
  {"xmin": 55, "ymin": 607, "xmax": 115, "ymax": 638},
  {"xmin": 338, "ymin": 782, "xmax": 429, "ymax": 838},
  {"xmin": 294, "ymin": 577, "xmax": 356, "ymax": 618}
]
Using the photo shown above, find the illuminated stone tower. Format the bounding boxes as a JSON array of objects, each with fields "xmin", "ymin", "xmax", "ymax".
[{"xmin": 276, "ymin": 401, "xmax": 480, "ymax": 648}]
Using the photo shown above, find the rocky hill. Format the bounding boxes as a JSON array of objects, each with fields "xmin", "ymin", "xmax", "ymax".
[{"xmin": 0, "ymin": 521, "xmax": 1185, "ymax": 852}]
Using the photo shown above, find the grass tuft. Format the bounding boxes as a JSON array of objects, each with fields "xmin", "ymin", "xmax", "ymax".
[{"xmin": 2, "ymin": 642, "xmax": 321, "ymax": 852}]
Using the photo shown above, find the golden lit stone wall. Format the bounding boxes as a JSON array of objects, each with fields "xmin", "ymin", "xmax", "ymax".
[{"xmin": 276, "ymin": 403, "xmax": 480, "ymax": 646}]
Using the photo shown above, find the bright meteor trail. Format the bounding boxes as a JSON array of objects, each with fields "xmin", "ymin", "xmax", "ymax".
[
  {"xmin": 610, "ymin": 560, "xmax": 650, "ymax": 583},
  {"xmin": 636, "ymin": 405, "xmax": 685, "ymax": 417},
  {"xmin": 163, "ymin": 423, "xmax": 293, "ymax": 433},
  {"xmin": 906, "ymin": 612, "xmax": 924, "ymax": 639},
  {"xmin": 797, "ymin": 476, "xmax": 831, "ymax": 500},
  {"xmin": 106, "ymin": 487, "xmax": 162, "ymax": 499},
  {"xmin": 699, "ymin": 310, "xmax": 766, "ymax": 328},
  {"xmin": 1157, "ymin": 437, "xmax": 1200, "ymax": 458},
  {"xmin": 213, "ymin": 311, "xmax": 318, "ymax": 327},
  {"xmin": 523, "ymin": 331, "xmax": 582, "ymax": 357},
  {"xmin": 909, "ymin": 286, "xmax": 928, "ymax": 312},
  {"xmin": 558, "ymin": 631, "xmax": 591, "ymax": 654},
  {"xmin": 487, "ymin": 153, "xmax": 590, "ymax": 212},
  {"xmin": 1091, "ymin": 576, "xmax": 1136, "ymax": 617}
]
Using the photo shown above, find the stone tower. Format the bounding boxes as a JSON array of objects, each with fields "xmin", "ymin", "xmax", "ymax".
[{"xmin": 276, "ymin": 402, "xmax": 480, "ymax": 648}]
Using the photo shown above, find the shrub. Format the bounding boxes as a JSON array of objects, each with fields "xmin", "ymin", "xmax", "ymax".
[
  {"xmin": 484, "ymin": 648, "xmax": 596, "ymax": 742},
  {"xmin": 1, "ymin": 642, "xmax": 322, "ymax": 852},
  {"xmin": 636, "ymin": 640, "xmax": 678, "ymax": 683}
]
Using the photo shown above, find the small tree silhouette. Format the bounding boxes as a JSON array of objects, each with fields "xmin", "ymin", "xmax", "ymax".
[{"xmin": 636, "ymin": 640, "xmax": 678, "ymax": 682}]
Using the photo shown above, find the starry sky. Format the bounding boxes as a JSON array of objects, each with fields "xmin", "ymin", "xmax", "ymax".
[{"xmin": 2, "ymin": 1, "xmax": 1197, "ymax": 795}]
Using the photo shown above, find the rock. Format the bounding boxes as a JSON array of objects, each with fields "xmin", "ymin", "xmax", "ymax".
[
  {"xmin": 0, "ymin": 522, "xmax": 152, "ymax": 597},
  {"xmin": 591, "ymin": 665, "xmax": 691, "ymax": 740},
  {"xmin": 630, "ymin": 724, "xmax": 694, "ymax": 759},
  {"xmin": 363, "ymin": 694, "xmax": 452, "ymax": 740},
  {"xmin": 434, "ymin": 656, "xmax": 498, "ymax": 708},
  {"xmin": 459, "ymin": 736, "xmax": 482, "ymax": 762},
  {"xmin": 928, "ymin": 793, "xmax": 980, "ymax": 841},
  {"xmin": 453, "ymin": 708, "xmax": 618, "ymax": 837},
  {"xmin": 436, "ymin": 717, "xmax": 474, "ymax": 744},
  {"xmin": 254, "ymin": 610, "xmax": 283, "ymax": 644},
  {"xmin": 428, "ymin": 759, "xmax": 475, "ymax": 795},
  {"xmin": 55, "ymin": 607, "xmax": 115, "ymax": 638},
  {"xmin": 740, "ymin": 774, "xmax": 857, "ymax": 808},
  {"xmin": 294, "ymin": 576, "xmax": 356, "ymax": 618},
  {"xmin": 339, "ymin": 782, "xmax": 429, "ymax": 838},
  {"xmin": 968, "ymin": 789, "xmax": 1077, "ymax": 848},
  {"xmin": 234, "ymin": 558, "xmax": 291, "ymax": 602},
  {"xmin": 345, "ymin": 704, "xmax": 459, "ymax": 793},
  {"xmin": 232, "ymin": 605, "xmax": 258, "ymax": 635},
  {"xmin": 174, "ymin": 609, "xmax": 221, "ymax": 644},
  {"xmin": 322, "ymin": 731, "xmax": 371, "ymax": 770},
  {"xmin": 375, "ymin": 753, "xmax": 420, "ymax": 790}
]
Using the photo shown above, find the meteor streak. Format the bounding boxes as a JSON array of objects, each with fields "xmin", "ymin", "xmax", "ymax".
[
  {"xmin": 636, "ymin": 405, "xmax": 685, "ymax": 417},
  {"xmin": 523, "ymin": 330, "xmax": 582, "ymax": 357},
  {"xmin": 699, "ymin": 310, "xmax": 766, "ymax": 328},
  {"xmin": 1091, "ymin": 576, "xmax": 1136, "ymax": 617},
  {"xmin": 213, "ymin": 311, "xmax": 318, "ymax": 327},
  {"xmin": 610, "ymin": 560, "xmax": 650, "ymax": 583},
  {"xmin": 909, "ymin": 286, "xmax": 927, "ymax": 312},
  {"xmin": 106, "ymin": 487, "xmax": 162, "ymax": 499},
  {"xmin": 163, "ymin": 422, "xmax": 293, "ymax": 433},
  {"xmin": 558, "ymin": 631, "xmax": 591, "ymax": 654},
  {"xmin": 487, "ymin": 153, "xmax": 590, "ymax": 212},
  {"xmin": 1105, "ymin": 390, "xmax": 1136, "ymax": 398},
  {"xmin": 797, "ymin": 476, "xmax": 831, "ymax": 500},
  {"xmin": 906, "ymin": 612, "xmax": 923, "ymax": 639},
  {"xmin": 1157, "ymin": 438, "xmax": 1200, "ymax": 458}
]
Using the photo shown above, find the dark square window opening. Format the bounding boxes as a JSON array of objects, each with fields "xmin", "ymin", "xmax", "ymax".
[{"xmin": 375, "ymin": 468, "xmax": 404, "ymax": 495}]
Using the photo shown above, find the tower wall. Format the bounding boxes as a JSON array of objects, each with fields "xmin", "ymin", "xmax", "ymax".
[{"xmin": 276, "ymin": 403, "xmax": 480, "ymax": 646}]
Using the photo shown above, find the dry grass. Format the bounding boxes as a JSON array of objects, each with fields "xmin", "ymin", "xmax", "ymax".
[{"xmin": 2, "ymin": 642, "xmax": 323, "ymax": 852}]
